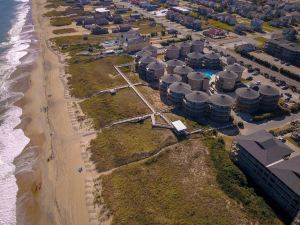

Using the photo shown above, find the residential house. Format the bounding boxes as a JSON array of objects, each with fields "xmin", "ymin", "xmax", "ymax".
[
  {"xmin": 119, "ymin": 30, "xmax": 150, "ymax": 52},
  {"xmin": 251, "ymin": 18, "xmax": 264, "ymax": 32}
]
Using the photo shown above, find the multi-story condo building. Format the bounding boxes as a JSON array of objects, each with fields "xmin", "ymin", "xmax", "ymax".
[
  {"xmin": 234, "ymin": 130, "xmax": 300, "ymax": 220},
  {"xmin": 265, "ymin": 36, "xmax": 300, "ymax": 67}
]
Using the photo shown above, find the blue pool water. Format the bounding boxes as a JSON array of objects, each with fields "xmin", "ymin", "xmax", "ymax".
[{"xmin": 198, "ymin": 69, "xmax": 219, "ymax": 79}]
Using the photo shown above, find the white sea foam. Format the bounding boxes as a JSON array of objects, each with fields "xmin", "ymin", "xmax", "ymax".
[{"xmin": 0, "ymin": 0, "xmax": 34, "ymax": 224}]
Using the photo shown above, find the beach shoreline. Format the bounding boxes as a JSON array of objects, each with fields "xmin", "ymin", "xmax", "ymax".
[{"xmin": 14, "ymin": 0, "xmax": 93, "ymax": 224}]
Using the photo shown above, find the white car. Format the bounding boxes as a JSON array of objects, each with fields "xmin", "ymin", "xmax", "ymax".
[{"xmin": 255, "ymin": 81, "xmax": 261, "ymax": 85}]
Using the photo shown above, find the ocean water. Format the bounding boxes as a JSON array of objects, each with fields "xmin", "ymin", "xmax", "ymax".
[{"xmin": 0, "ymin": 0, "xmax": 34, "ymax": 224}]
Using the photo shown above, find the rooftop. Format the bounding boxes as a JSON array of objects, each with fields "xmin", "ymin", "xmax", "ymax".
[
  {"xmin": 209, "ymin": 94, "xmax": 234, "ymax": 107},
  {"xmin": 269, "ymin": 155, "xmax": 300, "ymax": 197},
  {"xmin": 172, "ymin": 120, "xmax": 187, "ymax": 132},
  {"xmin": 235, "ymin": 87, "xmax": 260, "ymax": 99},
  {"xmin": 259, "ymin": 85, "xmax": 280, "ymax": 96},
  {"xmin": 185, "ymin": 91, "xmax": 209, "ymax": 103},
  {"xmin": 95, "ymin": 7, "xmax": 110, "ymax": 13},
  {"xmin": 236, "ymin": 130, "xmax": 294, "ymax": 166},
  {"xmin": 160, "ymin": 74, "xmax": 182, "ymax": 83}
]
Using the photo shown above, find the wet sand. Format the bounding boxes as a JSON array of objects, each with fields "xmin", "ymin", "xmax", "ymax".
[{"xmin": 15, "ymin": 0, "xmax": 93, "ymax": 224}]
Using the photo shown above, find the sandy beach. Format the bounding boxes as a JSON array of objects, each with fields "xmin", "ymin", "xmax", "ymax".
[{"xmin": 15, "ymin": 0, "xmax": 93, "ymax": 224}]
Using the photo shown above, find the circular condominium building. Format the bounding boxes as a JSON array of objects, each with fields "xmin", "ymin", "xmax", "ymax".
[
  {"xmin": 138, "ymin": 55, "xmax": 156, "ymax": 79},
  {"xmin": 159, "ymin": 74, "xmax": 182, "ymax": 96},
  {"xmin": 226, "ymin": 63, "xmax": 245, "ymax": 81},
  {"xmin": 187, "ymin": 71, "xmax": 209, "ymax": 92},
  {"xmin": 186, "ymin": 52, "xmax": 204, "ymax": 69},
  {"xmin": 166, "ymin": 59, "xmax": 185, "ymax": 74},
  {"xmin": 259, "ymin": 85, "xmax": 280, "ymax": 112},
  {"xmin": 167, "ymin": 82, "xmax": 192, "ymax": 106},
  {"xmin": 209, "ymin": 94, "xmax": 234, "ymax": 123},
  {"xmin": 173, "ymin": 65, "xmax": 194, "ymax": 83},
  {"xmin": 235, "ymin": 87, "xmax": 260, "ymax": 113},
  {"xmin": 146, "ymin": 61, "xmax": 165, "ymax": 82},
  {"xmin": 166, "ymin": 44, "xmax": 180, "ymax": 60},
  {"xmin": 215, "ymin": 70, "xmax": 238, "ymax": 92},
  {"xmin": 183, "ymin": 91, "xmax": 209, "ymax": 118},
  {"xmin": 180, "ymin": 41, "xmax": 192, "ymax": 58}
]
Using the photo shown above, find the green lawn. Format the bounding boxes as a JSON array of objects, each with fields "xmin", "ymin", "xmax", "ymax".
[
  {"xmin": 207, "ymin": 20, "xmax": 234, "ymax": 31},
  {"xmin": 254, "ymin": 36, "xmax": 268, "ymax": 48},
  {"xmin": 89, "ymin": 120, "xmax": 176, "ymax": 172},
  {"xmin": 80, "ymin": 88, "xmax": 150, "ymax": 129},
  {"xmin": 100, "ymin": 139, "xmax": 261, "ymax": 225},
  {"xmin": 131, "ymin": 19, "xmax": 165, "ymax": 34},
  {"xmin": 67, "ymin": 55, "xmax": 133, "ymax": 98},
  {"xmin": 263, "ymin": 22, "xmax": 280, "ymax": 33}
]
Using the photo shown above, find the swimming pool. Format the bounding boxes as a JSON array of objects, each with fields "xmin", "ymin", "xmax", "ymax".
[{"xmin": 198, "ymin": 69, "xmax": 220, "ymax": 79}]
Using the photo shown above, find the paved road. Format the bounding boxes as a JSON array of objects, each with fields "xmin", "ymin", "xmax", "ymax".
[{"xmin": 241, "ymin": 113, "xmax": 300, "ymax": 135}]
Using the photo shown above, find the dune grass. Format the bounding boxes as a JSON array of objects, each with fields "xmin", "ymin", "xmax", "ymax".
[
  {"xmin": 80, "ymin": 88, "xmax": 150, "ymax": 129},
  {"xmin": 100, "ymin": 139, "xmax": 260, "ymax": 225},
  {"xmin": 44, "ymin": 10, "xmax": 66, "ymax": 17},
  {"xmin": 53, "ymin": 28, "xmax": 76, "ymax": 34},
  {"xmin": 89, "ymin": 120, "xmax": 176, "ymax": 172},
  {"xmin": 50, "ymin": 17, "xmax": 73, "ymax": 26},
  {"xmin": 67, "ymin": 55, "xmax": 133, "ymax": 98}
]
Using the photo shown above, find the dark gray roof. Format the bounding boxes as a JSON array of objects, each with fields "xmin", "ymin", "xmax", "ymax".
[
  {"xmin": 147, "ymin": 61, "xmax": 165, "ymax": 70},
  {"xmin": 180, "ymin": 41, "xmax": 191, "ymax": 48},
  {"xmin": 204, "ymin": 52, "xmax": 220, "ymax": 60},
  {"xmin": 235, "ymin": 87, "xmax": 260, "ymax": 99},
  {"xmin": 136, "ymin": 50, "xmax": 152, "ymax": 58},
  {"xmin": 192, "ymin": 39, "xmax": 204, "ymax": 45},
  {"xmin": 236, "ymin": 130, "xmax": 294, "ymax": 166},
  {"xmin": 168, "ymin": 82, "xmax": 192, "ymax": 94},
  {"xmin": 139, "ymin": 55, "xmax": 156, "ymax": 64},
  {"xmin": 187, "ymin": 52, "xmax": 204, "ymax": 59},
  {"xmin": 268, "ymin": 36, "xmax": 300, "ymax": 52},
  {"xmin": 187, "ymin": 71, "xmax": 206, "ymax": 80},
  {"xmin": 259, "ymin": 85, "xmax": 280, "ymax": 96},
  {"xmin": 142, "ymin": 45, "xmax": 157, "ymax": 53},
  {"xmin": 166, "ymin": 59, "xmax": 185, "ymax": 67},
  {"xmin": 209, "ymin": 94, "xmax": 234, "ymax": 107},
  {"xmin": 167, "ymin": 44, "xmax": 179, "ymax": 50},
  {"xmin": 217, "ymin": 70, "xmax": 238, "ymax": 80},
  {"xmin": 226, "ymin": 63, "xmax": 245, "ymax": 73},
  {"xmin": 173, "ymin": 65, "xmax": 194, "ymax": 75},
  {"xmin": 269, "ymin": 155, "xmax": 300, "ymax": 197},
  {"xmin": 185, "ymin": 91, "xmax": 209, "ymax": 103},
  {"xmin": 160, "ymin": 74, "xmax": 182, "ymax": 84}
]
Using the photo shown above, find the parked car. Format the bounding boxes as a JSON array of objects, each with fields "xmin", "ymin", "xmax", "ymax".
[
  {"xmin": 282, "ymin": 86, "xmax": 289, "ymax": 90},
  {"xmin": 255, "ymin": 81, "xmax": 261, "ymax": 85}
]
